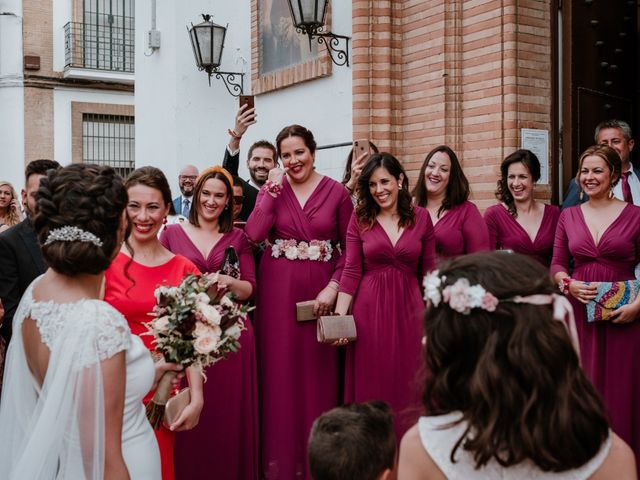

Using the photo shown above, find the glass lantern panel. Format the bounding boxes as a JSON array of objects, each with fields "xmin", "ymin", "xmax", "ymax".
[
  {"xmin": 194, "ymin": 25, "xmax": 213, "ymax": 65},
  {"xmin": 212, "ymin": 25, "xmax": 226, "ymax": 66}
]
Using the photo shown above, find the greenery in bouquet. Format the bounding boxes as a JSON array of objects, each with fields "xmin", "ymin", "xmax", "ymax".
[{"xmin": 144, "ymin": 272, "xmax": 252, "ymax": 428}]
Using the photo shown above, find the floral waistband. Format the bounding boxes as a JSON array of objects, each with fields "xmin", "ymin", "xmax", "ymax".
[{"xmin": 270, "ymin": 239, "xmax": 333, "ymax": 262}]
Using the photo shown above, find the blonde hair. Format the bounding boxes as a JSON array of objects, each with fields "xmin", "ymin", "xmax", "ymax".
[{"xmin": 0, "ymin": 181, "xmax": 20, "ymax": 227}]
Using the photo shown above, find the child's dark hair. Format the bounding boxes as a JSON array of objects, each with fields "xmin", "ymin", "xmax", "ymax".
[
  {"xmin": 34, "ymin": 164, "xmax": 127, "ymax": 276},
  {"xmin": 422, "ymin": 251, "xmax": 609, "ymax": 472},
  {"xmin": 308, "ymin": 401, "xmax": 396, "ymax": 480}
]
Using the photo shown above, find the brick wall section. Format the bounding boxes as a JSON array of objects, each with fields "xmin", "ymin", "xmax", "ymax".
[
  {"xmin": 24, "ymin": 87, "xmax": 55, "ymax": 161},
  {"xmin": 23, "ymin": 0, "xmax": 56, "ymax": 78},
  {"xmin": 352, "ymin": 0, "xmax": 553, "ymax": 209}
]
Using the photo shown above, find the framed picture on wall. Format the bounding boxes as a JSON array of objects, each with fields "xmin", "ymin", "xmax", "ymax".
[{"xmin": 251, "ymin": 0, "xmax": 332, "ymax": 94}]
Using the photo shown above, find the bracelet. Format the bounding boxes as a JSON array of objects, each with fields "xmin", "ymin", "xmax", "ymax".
[
  {"xmin": 558, "ymin": 277, "xmax": 573, "ymax": 295},
  {"xmin": 227, "ymin": 128, "xmax": 242, "ymax": 139},
  {"xmin": 264, "ymin": 180, "xmax": 283, "ymax": 196},
  {"xmin": 327, "ymin": 281, "xmax": 339, "ymax": 292}
]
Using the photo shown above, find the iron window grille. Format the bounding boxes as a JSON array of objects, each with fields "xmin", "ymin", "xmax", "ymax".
[{"xmin": 83, "ymin": 113, "xmax": 135, "ymax": 178}]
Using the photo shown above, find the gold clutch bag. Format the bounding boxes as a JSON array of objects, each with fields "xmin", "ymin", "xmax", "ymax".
[
  {"xmin": 296, "ymin": 300, "xmax": 317, "ymax": 322},
  {"xmin": 164, "ymin": 387, "xmax": 191, "ymax": 427},
  {"xmin": 317, "ymin": 315, "xmax": 357, "ymax": 344}
]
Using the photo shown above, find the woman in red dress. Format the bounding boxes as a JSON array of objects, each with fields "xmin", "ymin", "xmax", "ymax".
[
  {"xmin": 411, "ymin": 145, "xmax": 489, "ymax": 259},
  {"xmin": 104, "ymin": 167, "xmax": 203, "ymax": 480}
]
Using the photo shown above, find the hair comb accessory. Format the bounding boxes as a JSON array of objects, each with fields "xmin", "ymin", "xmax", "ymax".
[
  {"xmin": 44, "ymin": 226, "xmax": 103, "ymax": 247},
  {"xmin": 424, "ymin": 272, "xmax": 581, "ymax": 358}
]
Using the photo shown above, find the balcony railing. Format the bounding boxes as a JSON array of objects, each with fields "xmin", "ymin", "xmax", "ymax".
[{"xmin": 64, "ymin": 16, "xmax": 134, "ymax": 73}]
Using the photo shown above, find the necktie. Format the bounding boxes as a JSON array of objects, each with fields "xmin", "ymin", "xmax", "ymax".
[
  {"xmin": 621, "ymin": 171, "xmax": 633, "ymax": 204},
  {"xmin": 182, "ymin": 198, "xmax": 190, "ymax": 217}
]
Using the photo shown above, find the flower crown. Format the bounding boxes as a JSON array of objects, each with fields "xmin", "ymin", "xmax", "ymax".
[
  {"xmin": 423, "ymin": 270, "xmax": 581, "ymax": 358},
  {"xmin": 423, "ymin": 270, "xmax": 498, "ymax": 314}
]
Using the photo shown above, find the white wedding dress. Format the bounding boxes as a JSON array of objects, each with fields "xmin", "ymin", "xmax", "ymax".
[{"xmin": 0, "ymin": 278, "xmax": 161, "ymax": 479}]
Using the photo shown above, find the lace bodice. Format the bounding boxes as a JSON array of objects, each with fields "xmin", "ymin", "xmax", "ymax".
[
  {"xmin": 418, "ymin": 412, "xmax": 611, "ymax": 480},
  {"xmin": 17, "ymin": 281, "xmax": 131, "ymax": 367}
]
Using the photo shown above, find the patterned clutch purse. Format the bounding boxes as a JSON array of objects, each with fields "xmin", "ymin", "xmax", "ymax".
[
  {"xmin": 586, "ymin": 280, "xmax": 640, "ymax": 322},
  {"xmin": 220, "ymin": 246, "xmax": 240, "ymax": 279}
]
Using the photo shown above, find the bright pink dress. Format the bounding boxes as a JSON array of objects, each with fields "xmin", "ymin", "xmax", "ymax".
[
  {"xmin": 245, "ymin": 177, "xmax": 353, "ymax": 480},
  {"xmin": 551, "ymin": 204, "xmax": 640, "ymax": 468},
  {"xmin": 340, "ymin": 207, "xmax": 435, "ymax": 438},
  {"xmin": 433, "ymin": 201, "xmax": 489, "ymax": 260},
  {"xmin": 159, "ymin": 225, "xmax": 259, "ymax": 480},
  {"xmin": 104, "ymin": 253, "xmax": 200, "ymax": 480},
  {"xmin": 484, "ymin": 203, "xmax": 560, "ymax": 266}
]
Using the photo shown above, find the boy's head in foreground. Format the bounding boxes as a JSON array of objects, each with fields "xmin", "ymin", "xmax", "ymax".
[{"xmin": 308, "ymin": 401, "xmax": 396, "ymax": 480}]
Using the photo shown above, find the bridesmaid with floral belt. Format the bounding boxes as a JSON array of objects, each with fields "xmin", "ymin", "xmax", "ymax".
[
  {"xmin": 484, "ymin": 150, "xmax": 560, "ymax": 266},
  {"xmin": 160, "ymin": 166, "xmax": 259, "ymax": 480},
  {"xmin": 246, "ymin": 125, "xmax": 353, "ymax": 479},
  {"xmin": 104, "ymin": 167, "xmax": 203, "ymax": 480},
  {"xmin": 411, "ymin": 145, "xmax": 489, "ymax": 260}
]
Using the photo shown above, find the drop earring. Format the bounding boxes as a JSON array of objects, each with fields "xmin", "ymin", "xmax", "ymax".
[{"xmin": 579, "ymin": 190, "xmax": 584, "ymax": 201}]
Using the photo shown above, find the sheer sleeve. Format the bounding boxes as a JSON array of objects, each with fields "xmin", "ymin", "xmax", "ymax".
[
  {"xmin": 245, "ymin": 188, "xmax": 279, "ymax": 243},
  {"xmin": 550, "ymin": 210, "xmax": 571, "ymax": 277},
  {"xmin": 0, "ymin": 295, "xmax": 131, "ymax": 480},
  {"xmin": 339, "ymin": 213, "xmax": 363, "ymax": 296}
]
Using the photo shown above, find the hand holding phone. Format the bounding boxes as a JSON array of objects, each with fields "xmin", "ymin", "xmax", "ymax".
[
  {"xmin": 353, "ymin": 139, "xmax": 371, "ymax": 160},
  {"xmin": 239, "ymin": 95, "xmax": 255, "ymax": 111}
]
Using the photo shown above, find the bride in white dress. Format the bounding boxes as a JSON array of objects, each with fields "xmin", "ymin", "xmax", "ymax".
[{"xmin": 0, "ymin": 164, "xmax": 180, "ymax": 480}]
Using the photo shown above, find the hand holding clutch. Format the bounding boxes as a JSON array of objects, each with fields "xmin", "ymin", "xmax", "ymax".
[{"xmin": 317, "ymin": 315, "xmax": 357, "ymax": 344}]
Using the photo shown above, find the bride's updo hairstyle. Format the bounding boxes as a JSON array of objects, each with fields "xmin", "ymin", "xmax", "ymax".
[
  {"xmin": 34, "ymin": 163, "xmax": 127, "ymax": 276},
  {"xmin": 422, "ymin": 252, "xmax": 609, "ymax": 472}
]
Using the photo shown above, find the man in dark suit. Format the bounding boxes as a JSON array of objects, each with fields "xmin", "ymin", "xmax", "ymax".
[
  {"xmin": 0, "ymin": 159, "xmax": 61, "ymax": 343},
  {"xmin": 172, "ymin": 165, "xmax": 199, "ymax": 217},
  {"xmin": 222, "ymin": 105, "xmax": 277, "ymax": 221},
  {"xmin": 562, "ymin": 119, "xmax": 638, "ymax": 208}
]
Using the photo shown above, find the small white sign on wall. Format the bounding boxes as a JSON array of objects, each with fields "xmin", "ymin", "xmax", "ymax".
[{"xmin": 521, "ymin": 128, "xmax": 549, "ymax": 185}]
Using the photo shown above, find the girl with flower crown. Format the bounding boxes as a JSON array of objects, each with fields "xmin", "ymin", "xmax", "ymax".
[
  {"xmin": 334, "ymin": 152, "xmax": 436, "ymax": 440},
  {"xmin": 160, "ymin": 166, "xmax": 259, "ymax": 480},
  {"xmin": 399, "ymin": 252, "xmax": 635, "ymax": 479}
]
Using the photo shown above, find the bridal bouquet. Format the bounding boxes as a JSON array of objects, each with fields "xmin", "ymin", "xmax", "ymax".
[{"xmin": 145, "ymin": 272, "xmax": 250, "ymax": 428}]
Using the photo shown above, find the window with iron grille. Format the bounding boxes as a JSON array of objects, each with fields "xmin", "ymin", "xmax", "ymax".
[
  {"xmin": 65, "ymin": 0, "xmax": 135, "ymax": 72},
  {"xmin": 82, "ymin": 114, "xmax": 135, "ymax": 178}
]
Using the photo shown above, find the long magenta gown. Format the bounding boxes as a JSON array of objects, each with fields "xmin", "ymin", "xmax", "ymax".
[
  {"xmin": 550, "ymin": 204, "xmax": 640, "ymax": 467},
  {"xmin": 433, "ymin": 200, "xmax": 489, "ymax": 259},
  {"xmin": 104, "ymin": 253, "xmax": 200, "ymax": 480},
  {"xmin": 340, "ymin": 206, "xmax": 436, "ymax": 438},
  {"xmin": 159, "ymin": 225, "xmax": 259, "ymax": 480},
  {"xmin": 245, "ymin": 177, "xmax": 353, "ymax": 480},
  {"xmin": 484, "ymin": 203, "xmax": 560, "ymax": 266}
]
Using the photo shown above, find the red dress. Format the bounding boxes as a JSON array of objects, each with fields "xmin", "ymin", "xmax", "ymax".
[
  {"xmin": 433, "ymin": 201, "xmax": 489, "ymax": 260},
  {"xmin": 104, "ymin": 252, "xmax": 200, "ymax": 480}
]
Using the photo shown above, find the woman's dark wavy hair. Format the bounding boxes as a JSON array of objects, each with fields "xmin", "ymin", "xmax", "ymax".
[
  {"xmin": 122, "ymin": 166, "xmax": 173, "ymax": 292},
  {"xmin": 34, "ymin": 164, "xmax": 127, "ymax": 276},
  {"xmin": 495, "ymin": 150, "xmax": 541, "ymax": 218},
  {"xmin": 355, "ymin": 153, "xmax": 415, "ymax": 230},
  {"xmin": 342, "ymin": 141, "xmax": 380, "ymax": 185},
  {"xmin": 422, "ymin": 252, "xmax": 609, "ymax": 472},
  {"xmin": 189, "ymin": 169, "xmax": 233, "ymax": 233},
  {"xmin": 411, "ymin": 145, "xmax": 469, "ymax": 217},
  {"xmin": 275, "ymin": 124, "xmax": 317, "ymax": 159}
]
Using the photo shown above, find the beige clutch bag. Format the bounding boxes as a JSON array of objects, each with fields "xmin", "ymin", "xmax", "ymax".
[
  {"xmin": 296, "ymin": 300, "xmax": 317, "ymax": 322},
  {"xmin": 164, "ymin": 387, "xmax": 190, "ymax": 427},
  {"xmin": 317, "ymin": 315, "xmax": 357, "ymax": 344}
]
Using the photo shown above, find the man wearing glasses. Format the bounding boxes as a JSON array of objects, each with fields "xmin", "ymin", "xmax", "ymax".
[{"xmin": 173, "ymin": 165, "xmax": 199, "ymax": 218}]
